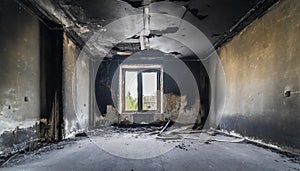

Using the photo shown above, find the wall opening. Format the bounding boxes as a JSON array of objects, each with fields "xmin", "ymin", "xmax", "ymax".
[{"xmin": 120, "ymin": 65, "xmax": 162, "ymax": 114}]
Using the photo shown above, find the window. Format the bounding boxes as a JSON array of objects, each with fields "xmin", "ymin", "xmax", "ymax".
[
  {"xmin": 124, "ymin": 71, "xmax": 138, "ymax": 111},
  {"xmin": 121, "ymin": 65, "xmax": 162, "ymax": 113},
  {"xmin": 142, "ymin": 72, "xmax": 158, "ymax": 110}
]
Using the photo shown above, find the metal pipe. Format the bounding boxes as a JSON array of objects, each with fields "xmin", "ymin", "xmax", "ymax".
[{"xmin": 140, "ymin": 0, "xmax": 151, "ymax": 50}]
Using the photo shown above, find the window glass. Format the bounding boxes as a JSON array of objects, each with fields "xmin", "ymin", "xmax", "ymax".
[
  {"xmin": 125, "ymin": 71, "xmax": 138, "ymax": 111},
  {"xmin": 142, "ymin": 72, "xmax": 157, "ymax": 110}
]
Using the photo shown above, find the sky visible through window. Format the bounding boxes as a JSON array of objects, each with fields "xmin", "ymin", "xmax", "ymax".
[
  {"xmin": 142, "ymin": 72, "xmax": 157, "ymax": 96},
  {"xmin": 125, "ymin": 71, "xmax": 138, "ymax": 99}
]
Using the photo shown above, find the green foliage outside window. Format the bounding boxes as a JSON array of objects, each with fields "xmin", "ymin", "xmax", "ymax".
[{"xmin": 125, "ymin": 92, "xmax": 138, "ymax": 110}]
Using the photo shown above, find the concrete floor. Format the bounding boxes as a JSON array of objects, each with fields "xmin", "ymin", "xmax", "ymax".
[{"xmin": 1, "ymin": 128, "xmax": 300, "ymax": 171}]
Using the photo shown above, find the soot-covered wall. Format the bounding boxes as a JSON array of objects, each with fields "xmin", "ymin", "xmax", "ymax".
[
  {"xmin": 95, "ymin": 51, "xmax": 210, "ymax": 126},
  {"xmin": 0, "ymin": 0, "xmax": 40, "ymax": 152},
  {"xmin": 0, "ymin": 0, "xmax": 65, "ymax": 152},
  {"xmin": 218, "ymin": 0, "xmax": 300, "ymax": 151}
]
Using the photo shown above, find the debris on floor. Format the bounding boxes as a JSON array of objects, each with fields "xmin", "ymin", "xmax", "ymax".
[{"xmin": 0, "ymin": 126, "xmax": 299, "ymax": 169}]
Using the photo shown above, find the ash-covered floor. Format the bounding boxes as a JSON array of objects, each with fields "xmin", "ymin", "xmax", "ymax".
[{"xmin": 1, "ymin": 126, "xmax": 299, "ymax": 171}]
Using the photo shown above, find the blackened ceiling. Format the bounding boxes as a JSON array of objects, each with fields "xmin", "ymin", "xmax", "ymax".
[
  {"xmin": 16, "ymin": 0, "xmax": 278, "ymax": 57},
  {"xmin": 71, "ymin": 0, "xmax": 261, "ymax": 42}
]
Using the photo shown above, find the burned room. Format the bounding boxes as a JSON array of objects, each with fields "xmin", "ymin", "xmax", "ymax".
[{"xmin": 0, "ymin": 0, "xmax": 299, "ymax": 170}]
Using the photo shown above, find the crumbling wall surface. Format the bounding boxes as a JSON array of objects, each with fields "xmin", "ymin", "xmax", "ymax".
[
  {"xmin": 0, "ymin": 0, "xmax": 40, "ymax": 151},
  {"xmin": 218, "ymin": 0, "xmax": 300, "ymax": 151},
  {"xmin": 164, "ymin": 94, "xmax": 181, "ymax": 120}
]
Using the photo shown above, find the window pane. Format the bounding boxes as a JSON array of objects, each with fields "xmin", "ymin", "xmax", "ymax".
[
  {"xmin": 125, "ymin": 71, "xmax": 138, "ymax": 111},
  {"xmin": 142, "ymin": 72, "xmax": 158, "ymax": 110}
]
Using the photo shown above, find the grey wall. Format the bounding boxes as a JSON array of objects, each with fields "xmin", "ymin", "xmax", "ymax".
[
  {"xmin": 94, "ymin": 51, "xmax": 210, "ymax": 126},
  {"xmin": 0, "ymin": 0, "xmax": 40, "ymax": 135},
  {"xmin": 218, "ymin": 0, "xmax": 300, "ymax": 151},
  {"xmin": 0, "ymin": 0, "xmax": 65, "ymax": 151},
  {"xmin": 0, "ymin": 0, "xmax": 40, "ymax": 152},
  {"xmin": 63, "ymin": 34, "xmax": 80, "ymax": 136}
]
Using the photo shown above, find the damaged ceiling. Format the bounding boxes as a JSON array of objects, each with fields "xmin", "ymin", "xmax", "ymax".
[{"xmin": 16, "ymin": 0, "xmax": 278, "ymax": 57}]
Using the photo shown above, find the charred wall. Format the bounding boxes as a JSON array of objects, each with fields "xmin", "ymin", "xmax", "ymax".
[
  {"xmin": 0, "ymin": 0, "xmax": 40, "ymax": 152},
  {"xmin": 63, "ymin": 34, "xmax": 79, "ymax": 137},
  {"xmin": 94, "ymin": 51, "xmax": 210, "ymax": 126},
  {"xmin": 0, "ymin": 0, "xmax": 64, "ymax": 153},
  {"xmin": 218, "ymin": 0, "xmax": 300, "ymax": 151},
  {"xmin": 39, "ymin": 22, "xmax": 64, "ymax": 141}
]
